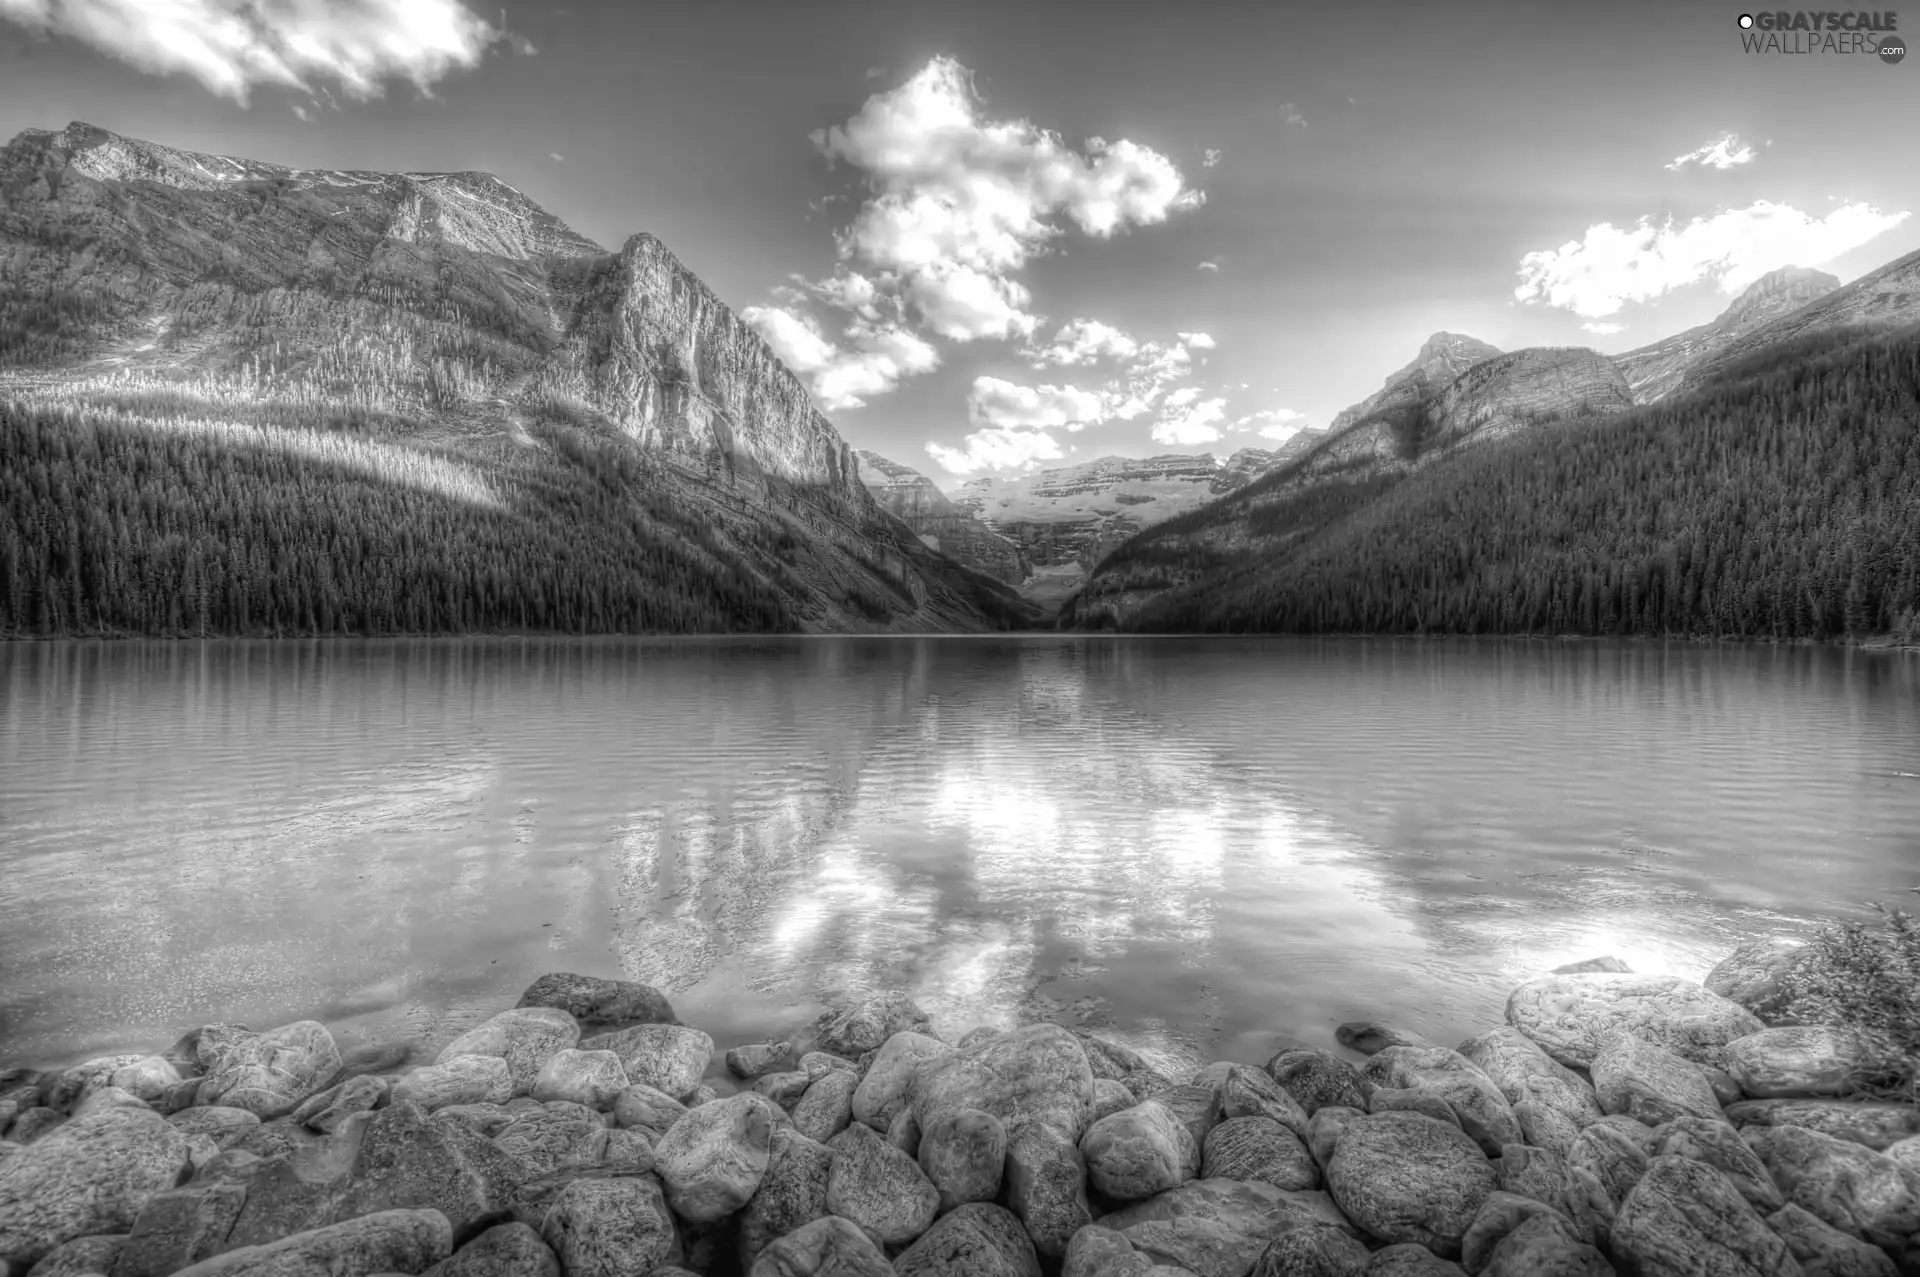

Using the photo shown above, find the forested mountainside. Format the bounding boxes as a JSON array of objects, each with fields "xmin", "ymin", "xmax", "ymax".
[
  {"xmin": 1614, "ymin": 266, "xmax": 1839, "ymax": 403},
  {"xmin": 1063, "ymin": 322, "xmax": 1920, "ymax": 642},
  {"xmin": 854, "ymin": 450, "xmax": 1030, "ymax": 586},
  {"xmin": 0, "ymin": 122, "xmax": 1042, "ymax": 637}
]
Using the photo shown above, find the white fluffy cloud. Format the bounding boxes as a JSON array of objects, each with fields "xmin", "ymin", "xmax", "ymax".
[
  {"xmin": 743, "ymin": 306, "xmax": 939, "ymax": 411},
  {"xmin": 1582, "ymin": 321, "xmax": 1625, "ymax": 335},
  {"xmin": 1281, "ymin": 103, "xmax": 1307, "ymax": 129},
  {"xmin": 1151, "ymin": 396, "xmax": 1229, "ymax": 446},
  {"xmin": 1514, "ymin": 199, "xmax": 1910, "ymax": 318},
  {"xmin": 927, "ymin": 428, "xmax": 1064, "ymax": 475},
  {"xmin": 1666, "ymin": 133, "xmax": 1756, "ymax": 171},
  {"xmin": 0, "ymin": 0, "xmax": 510, "ymax": 103},
  {"xmin": 1197, "ymin": 259, "xmax": 1221, "ymax": 272},
  {"xmin": 1023, "ymin": 318, "xmax": 1140, "ymax": 366},
  {"xmin": 968, "ymin": 376, "xmax": 1107, "ymax": 431},
  {"xmin": 1202, "ymin": 148, "xmax": 1223, "ymax": 168},
  {"xmin": 1178, "ymin": 331, "xmax": 1216, "ymax": 350},
  {"xmin": 1234, "ymin": 407, "xmax": 1310, "ymax": 441}
]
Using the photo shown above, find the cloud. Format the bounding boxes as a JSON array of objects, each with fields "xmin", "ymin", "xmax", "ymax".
[
  {"xmin": 1178, "ymin": 331, "xmax": 1216, "ymax": 350},
  {"xmin": 1514, "ymin": 199, "xmax": 1910, "ymax": 318},
  {"xmin": 864, "ymin": 65, "xmax": 887, "ymax": 79},
  {"xmin": 1666, "ymin": 133, "xmax": 1756, "ymax": 171},
  {"xmin": 1197, "ymin": 258, "xmax": 1221, "ymax": 272},
  {"xmin": 1581, "ymin": 321, "xmax": 1625, "ymax": 335},
  {"xmin": 1233, "ymin": 407, "xmax": 1310, "ymax": 441},
  {"xmin": 927, "ymin": 428, "xmax": 1064, "ymax": 476},
  {"xmin": 743, "ymin": 305, "xmax": 938, "ymax": 411},
  {"xmin": 1151, "ymin": 395, "xmax": 1229, "ymax": 446},
  {"xmin": 1202, "ymin": 148, "xmax": 1223, "ymax": 168},
  {"xmin": 0, "ymin": 0, "xmax": 512, "ymax": 104},
  {"xmin": 968, "ymin": 376, "xmax": 1107, "ymax": 432},
  {"xmin": 1281, "ymin": 103, "xmax": 1307, "ymax": 129},
  {"xmin": 1023, "ymin": 318, "xmax": 1140, "ymax": 366},
  {"xmin": 548, "ymin": 152, "xmax": 564, "ymax": 163}
]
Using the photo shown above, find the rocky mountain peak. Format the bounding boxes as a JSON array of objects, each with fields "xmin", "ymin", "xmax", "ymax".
[
  {"xmin": 1718, "ymin": 265, "xmax": 1841, "ymax": 327},
  {"xmin": 1616, "ymin": 263, "xmax": 1843, "ymax": 402}
]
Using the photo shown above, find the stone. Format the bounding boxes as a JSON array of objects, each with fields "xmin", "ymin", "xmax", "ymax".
[
  {"xmin": 1082, "ymin": 1100, "xmax": 1199, "ymax": 1202},
  {"xmin": 1203, "ymin": 1116, "xmax": 1320, "ymax": 1192},
  {"xmin": 1566, "ymin": 1120, "xmax": 1651, "ymax": 1208},
  {"xmin": 611, "ymin": 1084, "xmax": 688, "ymax": 1139},
  {"xmin": 1006, "ymin": 1127, "xmax": 1093, "ymax": 1258},
  {"xmin": 1099, "ymin": 1179, "xmax": 1354, "ymax": 1277},
  {"xmin": 815, "ymin": 993, "xmax": 934, "ymax": 1059},
  {"xmin": 157, "ymin": 1083, "xmax": 203, "ymax": 1117},
  {"xmin": 432, "ymin": 1104, "xmax": 519, "ymax": 1139},
  {"xmin": 1370, "ymin": 1089, "xmax": 1460, "ymax": 1129},
  {"xmin": 651, "ymin": 1091, "xmax": 775, "ymax": 1223},
  {"xmin": 737, "ymin": 1126, "xmax": 833, "ymax": 1272},
  {"xmin": 1324, "ymin": 1111, "xmax": 1495, "ymax": 1259},
  {"xmin": 1335, "ymin": 1023, "xmax": 1441, "ymax": 1055},
  {"xmin": 0, "ymin": 1108, "xmax": 192, "ymax": 1270},
  {"xmin": 162, "ymin": 1208, "xmax": 450, "ymax": 1277},
  {"xmin": 25, "ymin": 1234, "xmax": 127, "ymax": 1277},
  {"xmin": 514, "ymin": 972, "xmax": 676, "ymax": 1027},
  {"xmin": 1307, "ymin": 1107, "xmax": 1362, "ymax": 1174},
  {"xmin": 535, "ymin": 1176, "xmax": 675, "ymax": 1277},
  {"xmin": 1094, "ymin": 1079, "xmax": 1139, "ymax": 1123},
  {"xmin": 726, "ymin": 1042, "xmax": 795, "ymax": 1081},
  {"xmin": 1156, "ymin": 1084, "xmax": 1227, "ymax": 1157},
  {"xmin": 1477, "ymin": 1212, "xmax": 1609, "ymax": 1277},
  {"xmin": 1886, "ymin": 1135, "xmax": 1920, "ymax": 1174},
  {"xmin": 1722, "ymin": 1099, "xmax": 1920, "ymax": 1152},
  {"xmin": 1365, "ymin": 1244, "xmax": 1468, "ymax": 1275},
  {"xmin": 918, "ymin": 1108, "xmax": 1006, "ymax": 1213},
  {"xmin": 1455, "ymin": 1028, "xmax": 1601, "ymax": 1149},
  {"xmin": 74, "ymin": 1088, "xmax": 154, "ymax": 1119},
  {"xmin": 575, "ymin": 1025, "xmax": 712, "ymax": 1101},
  {"xmin": 1703, "ymin": 937, "xmax": 1820, "ymax": 1025},
  {"xmin": 1249, "ymin": 1222, "xmax": 1370, "ymax": 1275},
  {"xmin": 1218, "ymin": 1065, "xmax": 1312, "ymax": 1142},
  {"xmin": 435, "ymin": 1008, "xmax": 580, "ymax": 1098},
  {"xmin": 1765, "ymin": 1203, "xmax": 1899, "ymax": 1277},
  {"xmin": 193, "ymin": 1023, "xmax": 344, "ymax": 1120},
  {"xmin": 825, "ymin": 1121, "xmax": 939, "ymax": 1247},
  {"xmin": 1610, "ymin": 1155, "xmax": 1796, "ymax": 1277},
  {"xmin": 1493, "ymin": 1145, "xmax": 1612, "ymax": 1248},
  {"xmin": 790, "ymin": 1068, "xmax": 858, "ymax": 1144},
  {"xmin": 1722, "ymin": 1028, "xmax": 1870, "ymax": 1100},
  {"xmin": 753, "ymin": 1071, "xmax": 812, "ymax": 1109},
  {"xmin": 1504, "ymin": 973, "xmax": 1764, "ymax": 1070},
  {"xmin": 109, "ymin": 1058, "xmax": 182, "ymax": 1103},
  {"xmin": 1590, "ymin": 1032, "xmax": 1728, "ymax": 1126},
  {"xmin": 1651, "ymin": 1115, "xmax": 1783, "ymax": 1213},
  {"xmin": 492, "ymin": 1110, "xmax": 604, "ymax": 1178},
  {"xmin": 1064, "ymin": 1224, "xmax": 1154, "ymax": 1277},
  {"xmin": 335, "ymin": 1041, "xmax": 415, "ymax": 1084},
  {"xmin": 850, "ymin": 1032, "xmax": 951, "ymax": 1132},
  {"xmin": 908, "ymin": 1022, "xmax": 1095, "ymax": 1146},
  {"xmin": 893, "ymin": 1203, "xmax": 1040, "ymax": 1277},
  {"xmin": 886, "ymin": 1107, "xmax": 922, "ymax": 1159},
  {"xmin": 686, "ymin": 1083, "xmax": 721, "ymax": 1107},
  {"xmin": 289, "ymin": 1076, "xmax": 387, "ymax": 1134},
  {"xmin": 1359, "ymin": 1048, "xmax": 1519, "ymax": 1157},
  {"xmin": 418, "ymin": 1222, "xmax": 558, "ymax": 1277},
  {"xmin": 1079, "ymin": 1034, "xmax": 1178, "ymax": 1102},
  {"xmin": 1551, "ymin": 957, "xmax": 1633, "ymax": 975},
  {"xmin": 390, "ymin": 1057, "xmax": 513, "ymax": 1112},
  {"xmin": 1266, "ymin": 1051, "xmax": 1372, "ymax": 1118},
  {"xmin": 798, "ymin": 1052, "xmax": 854, "ymax": 1081},
  {"xmin": 1701, "ymin": 1066, "xmax": 1746, "ymax": 1107},
  {"xmin": 1743, "ymin": 1123, "xmax": 1920, "ymax": 1248},
  {"xmin": 747, "ymin": 1214, "xmax": 891, "ymax": 1277},
  {"xmin": 1458, "ymin": 1191, "xmax": 1566, "ymax": 1274},
  {"xmin": 47, "ymin": 1058, "xmax": 146, "ymax": 1113},
  {"xmin": 1511, "ymin": 1100, "xmax": 1583, "ymax": 1159},
  {"xmin": 530, "ymin": 1050, "xmax": 628, "ymax": 1110}
]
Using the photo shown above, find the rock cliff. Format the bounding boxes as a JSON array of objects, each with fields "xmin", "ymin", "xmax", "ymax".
[
  {"xmin": 855, "ymin": 450, "xmax": 1030, "ymax": 584},
  {"xmin": 1615, "ymin": 266, "xmax": 1840, "ymax": 403},
  {"xmin": 1327, "ymin": 332, "xmax": 1503, "ymax": 433}
]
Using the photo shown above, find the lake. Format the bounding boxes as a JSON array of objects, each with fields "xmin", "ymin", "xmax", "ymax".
[{"xmin": 2, "ymin": 636, "xmax": 1916, "ymax": 1079}]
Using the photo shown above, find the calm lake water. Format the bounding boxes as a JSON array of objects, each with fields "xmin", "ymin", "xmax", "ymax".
[{"xmin": 3, "ymin": 637, "xmax": 1917, "ymax": 1078}]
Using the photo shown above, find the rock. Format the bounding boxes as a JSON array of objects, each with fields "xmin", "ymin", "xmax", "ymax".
[
  {"xmin": 1078, "ymin": 1034, "xmax": 1177, "ymax": 1102},
  {"xmin": 747, "ymin": 1214, "xmax": 891, "ymax": 1277},
  {"xmin": 738, "ymin": 1126, "xmax": 833, "ymax": 1272},
  {"xmin": 1651, "ymin": 1116, "xmax": 1783, "ymax": 1213},
  {"xmin": 25, "ymin": 1234, "xmax": 126, "ymax": 1277},
  {"xmin": 163, "ymin": 1208, "xmax": 450, "ymax": 1277},
  {"xmin": 1370, "ymin": 1089, "xmax": 1460, "ymax": 1129},
  {"xmin": 335, "ymin": 1041, "xmax": 416, "ymax": 1084},
  {"xmin": 1743, "ymin": 1123, "xmax": 1920, "ymax": 1248},
  {"xmin": 892, "ymin": 1203, "xmax": 1040, "ymax": 1277},
  {"xmin": 1701, "ymin": 1066, "xmax": 1746, "ymax": 1108},
  {"xmin": 47, "ymin": 1057, "xmax": 147, "ymax": 1113},
  {"xmin": 1610, "ymin": 1155, "xmax": 1797, "ymax": 1277},
  {"xmin": 825, "ymin": 1121, "xmax": 939, "ymax": 1247},
  {"xmin": 798, "ymin": 1052, "xmax": 854, "ymax": 1081},
  {"xmin": 1511, "ymin": 1100, "xmax": 1583, "ymax": 1159},
  {"xmin": 652, "ymin": 1091, "xmax": 776, "ymax": 1223},
  {"xmin": 418, "ymin": 1222, "xmax": 557, "ymax": 1277},
  {"xmin": 851, "ymin": 1032, "xmax": 951, "ymax": 1132},
  {"xmin": 1359, "ymin": 1048, "xmax": 1519, "ymax": 1157},
  {"xmin": 611, "ymin": 1084, "xmax": 688, "ymax": 1139},
  {"xmin": 1566, "ymin": 1120, "xmax": 1651, "ymax": 1208},
  {"xmin": 390, "ymin": 1057, "xmax": 513, "ymax": 1112},
  {"xmin": 289, "ymin": 1076, "xmax": 387, "ymax": 1134},
  {"xmin": 1455, "ymin": 1028, "xmax": 1600, "ymax": 1150},
  {"xmin": 432, "ymin": 1104, "xmax": 520, "ymax": 1139},
  {"xmin": 1722, "ymin": 1028, "xmax": 1869, "ymax": 1100},
  {"xmin": 815, "ymin": 993, "xmax": 934, "ymax": 1059},
  {"xmin": 1722, "ymin": 1099, "xmax": 1920, "ymax": 1152},
  {"xmin": 1478, "ymin": 1212, "xmax": 1608, "ymax": 1277},
  {"xmin": 514, "ymin": 973, "xmax": 675, "ymax": 1027},
  {"xmin": 492, "ymin": 1110, "xmax": 604, "ymax": 1178},
  {"xmin": 753, "ymin": 1071, "xmax": 813, "ymax": 1109},
  {"xmin": 908, "ymin": 1022, "xmax": 1094, "ymax": 1146},
  {"xmin": 1217, "ymin": 1066, "xmax": 1312, "ymax": 1143},
  {"xmin": 1006, "ymin": 1127, "xmax": 1092, "ymax": 1258},
  {"xmin": 157, "ymin": 1083, "xmax": 203, "ymax": 1117},
  {"xmin": 0, "ymin": 1108, "xmax": 192, "ymax": 1270},
  {"xmin": 1505, "ymin": 974, "xmax": 1764, "ymax": 1070},
  {"xmin": 1094, "ymin": 1080, "xmax": 1139, "ymax": 1123},
  {"xmin": 791, "ymin": 1068, "xmax": 858, "ymax": 1144},
  {"xmin": 74, "ymin": 1088, "xmax": 154, "ymax": 1119},
  {"xmin": 575, "ymin": 1025, "xmax": 712, "ymax": 1101},
  {"xmin": 727, "ymin": 1042, "xmax": 796, "ymax": 1081},
  {"xmin": 1590, "ymin": 1032, "xmax": 1727, "ymax": 1127},
  {"xmin": 193, "ymin": 1023, "xmax": 344, "ymax": 1120},
  {"xmin": 918, "ymin": 1109, "xmax": 1006, "ymax": 1213},
  {"xmin": 1266, "ymin": 1051, "xmax": 1372, "ymax": 1118},
  {"xmin": 1307, "ymin": 1107, "xmax": 1362, "ymax": 1174},
  {"xmin": 529, "ymin": 1050, "xmax": 627, "ymax": 1110},
  {"xmin": 1155, "ymin": 1085, "xmax": 1227, "ymax": 1157},
  {"xmin": 886, "ymin": 1107, "xmax": 922, "ymax": 1159},
  {"xmin": 1099, "ymin": 1178, "xmax": 1353, "ymax": 1277},
  {"xmin": 1703, "ymin": 937, "xmax": 1820, "ymax": 1025},
  {"xmin": 1765, "ymin": 1203, "xmax": 1899, "ymax": 1277},
  {"xmin": 109, "ymin": 1058, "xmax": 182, "ymax": 1103},
  {"xmin": 1082, "ymin": 1100, "xmax": 1198, "ymax": 1202},
  {"xmin": 535, "ymin": 1176, "xmax": 675, "ymax": 1277},
  {"xmin": 1551, "ymin": 957, "xmax": 1633, "ymax": 975},
  {"xmin": 1203, "ymin": 1117, "xmax": 1320, "ymax": 1192},
  {"xmin": 1494, "ymin": 1144, "xmax": 1612, "ymax": 1248},
  {"xmin": 1458, "ymin": 1192, "xmax": 1567, "ymax": 1274},
  {"xmin": 1325, "ymin": 1112, "xmax": 1494, "ymax": 1258},
  {"xmin": 1365, "ymin": 1244, "xmax": 1467, "ymax": 1275},
  {"xmin": 434, "ymin": 1008, "xmax": 580, "ymax": 1098},
  {"xmin": 1250, "ymin": 1222, "xmax": 1370, "ymax": 1275},
  {"xmin": 118, "ymin": 1186, "xmax": 250, "ymax": 1277},
  {"xmin": 1886, "ymin": 1135, "xmax": 1920, "ymax": 1174},
  {"xmin": 686, "ymin": 1083, "xmax": 721, "ymax": 1107},
  {"xmin": 1336, "ymin": 1023, "xmax": 1440, "ymax": 1056},
  {"xmin": 1064, "ymin": 1224, "xmax": 1153, "ymax": 1277}
]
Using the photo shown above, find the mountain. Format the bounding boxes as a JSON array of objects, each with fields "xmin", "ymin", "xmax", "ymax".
[
  {"xmin": 1614, "ymin": 266, "xmax": 1840, "ymax": 402},
  {"xmin": 854, "ymin": 450, "xmax": 1030, "ymax": 584},
  {"xmin": 1327, "ymin": 331, "xmax": 1503, "ymax": 432},
  {"xmin": 0, "ymin": 122, "xmax": 1043, "ymax": 636},
  {"xmin": 1063, "ymin": 345, "xmax": 1633, "ymax": 627}
]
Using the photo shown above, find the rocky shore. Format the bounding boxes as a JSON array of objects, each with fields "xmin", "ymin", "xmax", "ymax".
[{"xmin": 2, "ymin": 942, "xmax": 1918, "ymax": 1277}]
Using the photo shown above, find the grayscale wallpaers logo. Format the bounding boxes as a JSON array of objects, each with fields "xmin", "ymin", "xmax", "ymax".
[{"xmin": 1737, "ymin": 10, "xmax": 1904, "ymax": 59}]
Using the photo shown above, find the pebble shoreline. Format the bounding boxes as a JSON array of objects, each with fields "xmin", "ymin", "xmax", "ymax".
[{"xmin": 1, "ymin": 940, "xmax": 1918, "ymax": 1277}]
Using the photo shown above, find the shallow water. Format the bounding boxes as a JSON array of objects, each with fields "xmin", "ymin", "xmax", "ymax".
[{"xmin": 2, "ymin": 636, "xmax": 1916, "ymax": 1076}]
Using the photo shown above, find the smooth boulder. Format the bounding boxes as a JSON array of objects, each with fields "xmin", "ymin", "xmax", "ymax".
[
  {"xmin": 515, "ymin": 973, "xmax": 675, "ymax": 1027},
  {"xmin": 651, "ymin": 1092, "xmax": 775, "ymax": 1224},
  {"xmin": 1610, "ymin": 1155, "xmax": 1796, "ymax": 1277},
  {"xmin": 576, "ymin": 1025, "xmax": 713, "ymax": 1101},
  {"xmin": 1081, "ymin": 1100, "xmax": 1198, "ymax": 1202},
  {"xmin": 908, "ymin": 1022, "xmax": 1095, "ymax": 1146},
  {"xmin": 0, "ymin": 1107, "xmax": 193, "ymax": 1270},
  {"xmin": 1504, "ymin": 974, "xmax": 1763, "ymax": 1069},
  {"xmin": 1359, "ymin": 1048, "xmax": 1519, "ymax": 1157},
  {"xmin": 825, "ymin": 1121, "xmax": 939, "ymax": 1248},
  {"xmin": 1324, "ymin": 1111, "xmax": 1496, "ymax": 1259},
  {"xmin": 1721, "ymin": 1027, "xmax": 1868, "ymax": 1099},
  {"xmin": 1590, "ymin": 1032, "xmax": 1727, "ymax": 1126}
]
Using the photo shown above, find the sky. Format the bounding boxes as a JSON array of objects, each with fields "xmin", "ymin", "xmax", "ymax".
[{"xmin": 1, "ymin": 0, "xmax": 1916, "ymax": 488}]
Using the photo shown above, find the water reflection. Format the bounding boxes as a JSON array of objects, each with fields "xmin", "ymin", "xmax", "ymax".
[{"xmin": 1, "ymin": 637, "xmax": 1915, "ymax": 1074}]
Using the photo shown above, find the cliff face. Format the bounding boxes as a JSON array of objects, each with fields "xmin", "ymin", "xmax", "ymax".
[
  {"xmin": 1616, "ymin": 266, "xmax": 1840, "ymax": 402},
  {"xmin": 855, "ymin": 450, "xmax": 1030, "ymax": 584},
  {"xmin": 1328, "ymin": 331, "xmax": 1503, "ymax": 432}
]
